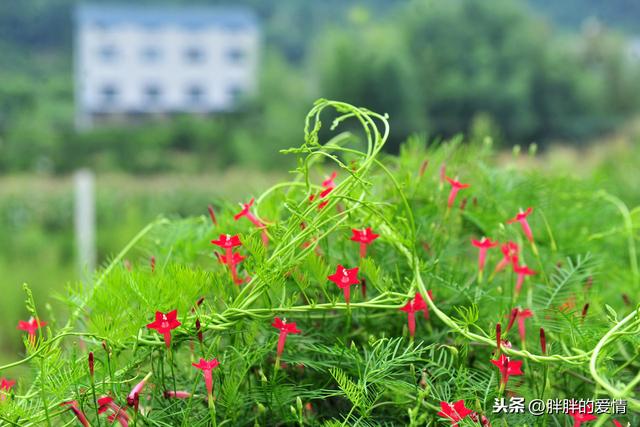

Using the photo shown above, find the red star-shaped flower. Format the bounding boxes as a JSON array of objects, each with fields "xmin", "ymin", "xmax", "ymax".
[
  {"xmin": 234, "ymin": 198, "xmax": 255, "ymax": 221},
  {"xmin": 515, "ymin": 308, "xmax": 533, "ymax": 345},
  {"xmin": 234, "ymin": 198, "xmax": 269, "ymax": 245},
  {"xmin": 211, "ymin": 234, "xmax": 245, "ymax": 284},
  {"xmin": 437, "ymin": 399, "xmax": 473, "ymax": 425},
  {"xmin": 321, "ymin": 172, "xmax": 337, "ymax": 188},
  {"xmin": 98, "ymin": 396, "xmax": 130, "ymax": 425},
  {"xmin": 471, "ymin": 237, "xmax": 498, "ymax": 273},
  {"xmin": 193, "ymin": 358, "xmax": 220, "ymax": 400},
  {"xmin": 445, "ymin": 176, "xmax": 470, "ymax": 208},
  {"xmin": 351, "ymin": 227, "xmax": 379, "ymax": 259},
  {"xmin": 399, "ymin": 293, "xmax": 427, "ymax": 338},
  {"xmin": 351, "ymin": 227, "xmax": 379, "ymax": 245},
  {"xmin": 146, "ymin": 310, "xmax": 181, "ymax": 348},
  {"xmin": 513, "ymin": 264, "xmax": 536, "ymax": 296},
  {"xmin": 211, "ymin": 234, "xmax": 241, "ymax": 249},
  {"xmin": 494, "ymin": 241, "xmax": 519, "ymax": 274},
  {"xmin": 272, "ymin": 317, "xmax": 302, "ymax": 357},
  {"xmin": 328, "ymin": 265, "xmax": 360, "ymax": 305},
  {"xmin": 17, "ymin": 317, "xmax": 47, "ymax": 338},
  {"xmin": 310, "ymin": 172, "xmax": 338, "ymax": 209},
  {"xmin": 568, "ymin": 403, "xmax": 597, "ymax": 427},
  {"xmin": 490, "ymin": 353, "xmax": 523, "ymax": 386},
  {"xmin": 507, "ymin": 207, "xmax": 534, "ymax": 242},
  {"xmin": 0, "ymin": 378, "xmax": 15, "ymax": 401}
]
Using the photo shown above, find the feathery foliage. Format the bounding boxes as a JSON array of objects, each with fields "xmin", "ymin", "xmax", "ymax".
[{"xmin": 1, "ymin": 99, "xmax": 639, "ymax": 426}]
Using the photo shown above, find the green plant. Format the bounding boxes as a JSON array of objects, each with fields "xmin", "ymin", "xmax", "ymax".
[{"xmin": 0, "ymin": 100, "xmax": 638, "ymax": 426}]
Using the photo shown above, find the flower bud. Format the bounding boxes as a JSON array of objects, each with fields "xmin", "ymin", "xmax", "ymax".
[
  {"xmin": 88, "ymin": 352, "xmax": 94, "ymax": 378},
  {"xmin": 540, "ymin": 328, "xmax": 547, "ymax": 355}
]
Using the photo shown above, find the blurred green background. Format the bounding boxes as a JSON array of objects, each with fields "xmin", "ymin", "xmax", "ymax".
[{"xmin": 1, "ymin": 0, "xmax": 640, "ymax": 359}]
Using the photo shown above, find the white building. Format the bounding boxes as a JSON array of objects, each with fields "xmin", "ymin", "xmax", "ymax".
[{"xmin": 74, "ymin": 4, "xmax": 259, "ymax": 129}]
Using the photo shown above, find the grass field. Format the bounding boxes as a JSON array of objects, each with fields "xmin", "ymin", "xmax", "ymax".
[{"xmin": 0, "ymin": 169, "xmax": 284, "ymax": 362}]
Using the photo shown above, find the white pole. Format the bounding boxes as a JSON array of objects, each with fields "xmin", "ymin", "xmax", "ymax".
[{"xmin": 74, "ymin": 169, "xmax": 96, "ymax": 277}]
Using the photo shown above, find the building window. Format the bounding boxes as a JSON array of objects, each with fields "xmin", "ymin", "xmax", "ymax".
[
  {"xmin": 94, "ymin": 21, "xmax": 113, "ymax": 32},
  {"xmin": 227, "ymin": 85, "xmax": 243, "ymax": 103},
  {"xmin": 143, "ymin": 85, "xmax": 162, "ymax": 106},
  {"xmin": 100, "ymin": 84, "xmax": 118, "ymax": 105},
  {"xmin": 222, "ymin": 21, "xmax": 245, "ymax": 32},
  {"xmin": 142, "ymin": 21, "xmax": 162, "ymax": 31},
  {"xmin": 98, "ymin": 45, "xmax": 118, "ymax": 62},
  {"xmin": 185, "ymin": 46, "xmax": 205, "ymax": 64},
  {"xmin": 186, "ymin": 85, "xmax": 205, "ymax": 105},
  {"xmin": 226, "ymin": 48, "xmax": 245, "ymax": 64},
  {"xmin": 141, "ymin": 46, "xmax": 162, "ymax": 63}
]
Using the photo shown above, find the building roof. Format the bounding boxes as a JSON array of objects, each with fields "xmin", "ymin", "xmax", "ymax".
[{"xmin": 76, "ymin": 4, "xmax": 258, "ymax": 30}]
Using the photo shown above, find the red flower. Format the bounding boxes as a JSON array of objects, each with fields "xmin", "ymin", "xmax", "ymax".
[
  {"xmin": 98, "ymin": 396, "xmax": 130, "ymax": 426},
  {"xmin": 0, "ymin": 378, "xmax": 15, "ymax": 401},
  {"xmin": 399, "ymin": 293, "xmax": 427, "ymax": 338},
  {"xmin": 193, "ymin": 358, "xmax": 220, "ymax": 399},
  {"xmin": 61, "ymin": 401, "xmax": 90, "ymax": 427},
  {"xmin": 471, "ymin": 237, "xmax": 498, "ymax": 272},
  {"xmin": 612, "ymin": 420, "xmax": 624, "ymax": 427},
  {"xmin": 490, "ymin": 354, "xmax": 523, "ymax": 386},
  {"xmin": 146, "ymin": 310, "xmax": 181, "ymax": 348},
  {"xmin": 351, "ymin": 227, "xmax": 379, "ymax": 300},
  {"xmin": 351, "ymin": 227, "xmax": 380, "ymax": 258},
  {"xmin": 509, "ymin": 308, "xmax": 533, "ymax": 346},
  {"xmin": 272, "ymin": 317, "xmax": 301, "ymax": 357},
  {"xmin": 310, "ymin": 172, "xmax": 337, "ymax": 209},
  {"xmin": 506, "ymin": 308, "xmax": 518, "ymax": 333},
  {"xmin": 17, "ymin": 317, "xmax": 47, "ymax": 338},
  {"xmin": 127, "ymin": 372, "xmax": 152, "ymax": 408},
  {"xmin": 211, "ymin": 234, "xmax": 244, "ymax": 284},
  {"xmin": 445, "ymin": 176, "xmax": 470, "ymax": 208},
  {"xmin": 319, "ymin": 186, "xmax": 333, "ymax": 198},
  {"xmin": 164, "ymin": 390, "xmax": 193, "ymax": 399},
  {"xmin": 422, "ymin": 290, "xmax": 434, "ymax": 320},
  {"xmin": 507, "ymin": 207, "xmax": 534, "ymax": 242},
  {"xmin": 97, "ymin": 396, "xmax": 113, "ymax": 413},
  {"xmin": 322, "ymin": 172, "xmax": 337, "ymax": 188},
  {"xmin": 216, "ymin": 251, "xmax": 245, "ymax": 266},
  {"xmin": 233, "ymin": 198, "xmax": 256, "ymax": 223},
  {"xmin": 470, "ymin": 411, "xmax": 493, "ymax": 427},
  {"xmin": 150, "ymin": 255, "xmax": 156, "ymax": 272},
  {"xmin": 234, "ymin": 198, "xmax": 268, "ymax": 245},
  {"xmin": 211, "ymin": 234, "xmax": 242, "ymax": 249},
  {"xmin": 494, "ymin": 242, "xmax": 519, "ymax": 274},
  {"xmin": 437, "ymin": 399, "xmax": 473, "ymax": 426},
  {"xmin": 328, "ymin": 265, "xmax": 360, "ymax": 305},
  {"xmin": 513, "ymin": 265, "xmax": 536, "ymax": 296},
  {"xmin": 568, "ymin": 403, "xmax": 597, "ymax": 427}
]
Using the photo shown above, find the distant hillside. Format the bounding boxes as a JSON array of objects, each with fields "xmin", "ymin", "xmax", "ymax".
[
  {"xmin": 0, "ymin": 0, "xmax": 638, "ymax": 59},
  {"xmin": 528, "ymin": 0, "xmax": 640, "ymax": 33}
]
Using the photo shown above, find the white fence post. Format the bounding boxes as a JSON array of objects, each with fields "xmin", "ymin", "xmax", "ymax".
[{"xmin": 74, "ymin": 169, "xmax": 96, "ymax": 277}]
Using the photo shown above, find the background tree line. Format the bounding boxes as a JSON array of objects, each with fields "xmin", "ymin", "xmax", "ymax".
[{"xmin": 0, "ymin": 0, "xmax": 639, "ymax": 173}]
